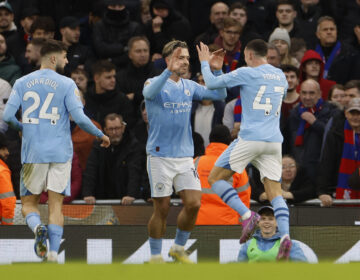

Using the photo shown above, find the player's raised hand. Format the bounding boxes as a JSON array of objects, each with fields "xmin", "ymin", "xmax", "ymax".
[
  {"xmin": 196, "ymin": 42, "xmax": 211, "ymax": 62},
  {"xmin": 100, "ymin": 135, "xmax": 111, "ymax": 148},
  {"xmin": 209, "ymin": 48, "xmax": 226, "ymax": 71},
  {"xmin": 167, "ymin": 47, "xmax": 182, "ymax": 73}
]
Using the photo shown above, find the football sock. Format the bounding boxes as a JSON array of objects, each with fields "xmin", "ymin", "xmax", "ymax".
[
  {"xmin": 212, "ymin": 180, "xmax": 250, "ymax": 217},
  {"xmin": 174, "ymin": 228, "xmax": 190, "ymax": 247},
  {"xmin": 149, "ymin": 237, "xmax": 162, "ymax": 255},
  {"xmin": 25, "ymin": 212, "xmax": 41, "ymax": 234},
  {"xmin": 271, "ymin": 195, "xmax": 290, "ymax": 236},
  {"xmin": 47, "ymin": 224, "xmax": 63, "ymax": 253}
]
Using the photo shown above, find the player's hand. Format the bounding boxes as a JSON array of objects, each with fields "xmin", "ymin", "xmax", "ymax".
[
  {"xmin": 209, "ymin": 48, "xmax": 226, "ymax": 71},
  {"xmin": 167, "ymin": 47, "xmax": 182, "ymax": 73},
  {"xmin": 319, "ymin": 194, "xmax": 333, "ymax": 207},
  {"xmin": 259, "ymin": 192, "xmax": 268, "ymax": 201},
  {"xmin": 301, "ymin": 111, "xmax": 316, "ymax": 125},
  {"xmin": 282, "ymin": 191, "xmax": 294, "ymax": 200},
  {"xmin": 100, "ymin": 135, "xmax": 110, "ymax": 148},
  {"xmin": 121, "ymin": 196, "xmax": 135, "ymax": 205},
  {"xmin": 152, "ymin": 16, "xmax": 163, "ymax": 33},
  {"xmin": 84, "ymin": 196, "xmax": 96, "ymax": 204},
  {"xmin": 152, "ymin": 53, "xmax": 162, "ymax": 61},
  {"xmin": 196, "ymin": 42, "xmax": 211, "ymax": 62},
  {"xmin": 126, "ymin": 93, "xmax": 135, "ymax": 100}
]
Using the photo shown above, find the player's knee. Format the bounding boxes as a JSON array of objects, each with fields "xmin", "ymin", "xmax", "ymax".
[{"xmin": 184, "ymin": 199, "xmax": 201, "ymax": 214}]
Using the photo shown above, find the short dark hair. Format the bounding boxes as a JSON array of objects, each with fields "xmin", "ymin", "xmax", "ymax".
[
  {"xmin": 222, "ymin": 16, "xmax": 242, "ymax": 31},
  {"xmin": 328, "ymin": 84, "xmax": 345, "ymax": 101},
  {"xmin": 290, "ymin": 37, "xmax": 306, "ymax": 56},
  {"xmin": 209, "ymin": 125, "xmax": 232, "ymax": 145},
  {"xmin": 276, "ymin": 0, "xmax": 296, "ymax": 10},
  {"xmin": 28, "ymin": 38, "xmax": 47, "ymax": 48},
  {"xmin": 30, "ymin": 16, "xmax": 56, "ymax": 34},
  {"xmin": 246, "ymin": 39, "xmax": 268, "ymax": 57},
  {"xmin": 344, "ymin": 80, "xmax": 360, "ymax": 92},
  {"xmin": 70, "ymin": 68, "xmax": 89, "ymax": 79},
  {"xmin": 91, "ymin": 60, "xmax": 116, "ymax": 76},
  {"xmin": 40, "ymin": 39, "xmax": 67, "ymax": 56},
  {"xmin": 280, "ymin": 64, "xmax": 299, "ymax": 77},
  {"xmin": 104, "ymin": 113, "xmax": 125, "ymax": 126},
  {"xmin": 162, "ymin": 40, "xmax": 188, "ymax": 58},
  {"xmin": 128, "ymin": 36, "xmax": 150, "ymax": 51},
  {"xmin": 229, "ymin": 2, "xmax": 246, "ymax": 13}
]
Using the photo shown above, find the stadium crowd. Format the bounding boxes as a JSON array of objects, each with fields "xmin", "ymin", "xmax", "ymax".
[{"xmin": 1, "ymin": 0, "xmax": 360, "ymax": 225}]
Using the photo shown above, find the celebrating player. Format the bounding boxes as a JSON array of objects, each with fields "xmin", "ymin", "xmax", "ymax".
[
  {"xmin": 3, "ymin": 39, "xmax": 110, "ymax": 262},
  {"xmin": 197, "ymin": 39, "xmax": 292, "ymax": 260},
  {"xmin": 143, "ymin": 40, "xmax": 226, "ymax": 263}
]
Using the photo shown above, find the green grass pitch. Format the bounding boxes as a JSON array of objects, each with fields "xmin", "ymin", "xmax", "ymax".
[{"xmin": 0, "ymin": 262, "xmax": 358, "ymax": 280}]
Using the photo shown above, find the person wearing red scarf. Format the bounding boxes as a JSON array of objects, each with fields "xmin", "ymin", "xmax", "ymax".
[
  {"xmin": 283, "ymin": 79, "xmax": 339, "ymax": 181},
  {"xmin": 317, "ymin": 97, "xmax": 360, "ymax": 206}
]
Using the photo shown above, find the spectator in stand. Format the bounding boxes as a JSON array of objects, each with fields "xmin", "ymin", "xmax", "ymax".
[
  {"xmin": 85, "ymin": 60, "xmax": 135, "ymax": 128},
  {"xmin": 280, "ymin": 64, "xmax": 300, "ymax": 129},
  {"xmin": 239, "ymin": 0, "xmax": 276, "ymax": 38},
  {"xmin": 250, "ymin": 155, "xmax": 315, "ymax": 204},
  {"xmin": 296, "ymin": 50, "xmax": 336, "ymax": 100},
  {"xmin": 145, "ymin": 0, "xmax": 192, "ymax": 57},
  {"xmin": 228, "ymin": 3, "xmax": 262, "ymax": 56},
  {"xmin": 314, "ymin": 16, "xmax": 358, "ymax": 85},
  {"xmin": 0, "ymin": 34, "xmax": 21, "ymax": 86},
  {"xmin": 0, "ymin": 133, "xmax": 16, "ymax": 225},
  {"xmin": 214, "ymin": 17, "xmax": 245, "ymax": 71},
  {"xmin": 0, "ymin": 78, "xmax": 12, "ymax": 133},
  {"xmin": 70, "ymin": 80, "xmax": 101, "ymax": 171},
  {"xmin": 59, "ymin": 16, "xmax": 94, "ymax": 77},
  {"xmin": 266, "ymin": 43, "xmax": 281, "ymax": 68},
  {"xmin": 194, "ymin": 2, "xmax": 229, "ymax": 46},
  {"xmin": 117, "ymin": 36, "xmax": 161, "ymax": 120},
  {"xmin": 328, "ymin": 84, "xmax": 346, "ymax": 109},
  {"xmin": 92, "ymin": 0, "xmax": 143, "ymax": 68},
  {"xmin": 283, "ymin": 79, "xmax": 339, "ymax": 181},
  {"xmin": 82, "ymin": 113, "xmax": 143, "ymax": 204},
  {"xmin": 29, "ymin": 16, "xmax": 55, "ymax": 39},
  {"xmin": 24, "ymin": 38, "xmax": 46, "ymax": 74},
  {"xmin": 0, "ymin": 1, "xmax": 16, "ymax": 39},
  {"xmin": 317, "ymin": 97, "xmax": 360, "ymax": 206},
  {"xmin": 295, "ymin": 0, "xmax": 322, "ymax": 47},
  {"xmin": 195, "ymin": 125, "xmax": 251, "ymax": 225},
  {"xmin": 6, "ymin": 7, "xmax": 39, "ymax": 71},
  {"xmin": 39, "ymin": 152, "xmax": 82, "ymax": 204},
  {"xmin": 268, "ymin": 28, "xmax": 299, "ymax": 67},
  {"xmin": 70, "ymin": 68, "xmax": 89, "ymax": 96},
  {"xmin": 290, "ymin": 37, "xmax": 307, "ymax": 65},
  {"xmin": 138, "ymin": 0, "xmax": 152, "ymax": 28},
  {"xmin": 273, "ymin": 0, "xmax": 308, "ymax": 44}
]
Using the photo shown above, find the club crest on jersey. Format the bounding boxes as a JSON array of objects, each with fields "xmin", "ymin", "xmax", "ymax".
[
  {"xmin": 74, "ymin": 88, "xmax": 80, "ymax": 97},
  {"xmin": 184, "ymin": 89, "xmax": 190, "ymax": 96},
  {"xmin": 155, "ymin": 183, "xmax": 165, "ymax": 192}
]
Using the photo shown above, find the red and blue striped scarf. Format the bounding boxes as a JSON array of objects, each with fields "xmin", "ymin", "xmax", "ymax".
[
  {"xmin": 337, "ymin": 120, "xmax": 360, "ymax": 190},
  {"xmin": 224, "ymin": 51, "xmax": 241, "ymax": 73},
  {"xmin": 295, "ymin": 98, "xmax": 323, "ymax": 146}
]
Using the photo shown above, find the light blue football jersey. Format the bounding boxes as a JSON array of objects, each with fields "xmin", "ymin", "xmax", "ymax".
[
  {"xmin": 6, "ymin": 69, "xmax": 83, "ymax": 163},
  {"xmin": 202, "ymin": 62, "xmax": 287, "ymax": 142},
  {"xmin": 143, "ymin": 69, "xmax": 226, "ymax": 157}
]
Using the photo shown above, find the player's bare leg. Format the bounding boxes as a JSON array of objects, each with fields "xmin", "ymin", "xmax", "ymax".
[
  {"xmin": 46, "ymin": 190, "xmax": 65, "ymax": 262},
  {"xmin": 209, "ymin": 166, "xmax": 260, "ymax": 243},
  {"xmin": 148, "ymin": 196, "xmax": 171, "ymax": 263},
  {"xmin": 169, "ymin": 189, "xmax": 201, "ymax": 263},
  {"xmin": 263, "ymin": 178, "xmax": 292, "ymax": 260},
  {"xmin": 22, "ymin": 194, "xmax": 48, "ymax": 259}
]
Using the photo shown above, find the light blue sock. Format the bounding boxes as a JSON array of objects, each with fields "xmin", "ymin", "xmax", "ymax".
[
  {"xmin": 149, "ymin": 237, "xmax": 162, "ymax": 255},
  {"xmin": 47, "ymin": 224, "xmax": 63, "ymax": 253},
  {"xmin": 271, "ymin": 195, "xmax": 289, "ymax": 236},
  {"xmin": 212, "ymin": 180, "xmax": 249, "ymax": 217},
  {"xmin": 174, "ymin": 228, "xmax": 191, "ymax": 246},
  {"xmin": 25, "ymin": 212, "xmax": 41, "ymax": 233}
]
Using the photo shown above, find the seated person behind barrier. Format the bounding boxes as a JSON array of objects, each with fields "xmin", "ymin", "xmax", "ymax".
[
  {"xmin": 250, "ymin": 155, "xmax": 316, "ymax": 204},
  {"xmin": 317, "ymin": 97, "xmax": 360, "ymax": 206},
  {"xmin": 238, "ymin": 206, "xmax": 315, "ymax": 262},
  {"xmin": 195, "ymin": 125, "xmax": 251, "ymax": 225},
  {"xmin": 82, "ymin": 113, "xmax": 143, "ymax": 205}
]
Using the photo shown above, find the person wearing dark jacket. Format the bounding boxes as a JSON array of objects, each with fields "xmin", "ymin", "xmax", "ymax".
[
  {"xmin": 145, "ymin": 0, "xmax": 193, "ymax": 55},
  {"xmin": 250, "ymin": 155, "xmax": 315, "ymax": 204},
  {"xmin": 296, "ymin": 50, "xmax": 336, "ymax": 100},
  {"xmin": 82, "ymin": 113, "xmax": 143, "ymax": 204},
  {"xmin": 92, "ymin": 0, "xmax": 143, "ymax": 68},
  {"xmin": 283, "ymin": 79, "xmax": 339, "ymax": 181},
  {"xmin": 317, "ymin": 97, "xmax": 360, "ymax": 207},
  {"xmin": 85, "ymin": 60, "xmax": 135, "ymax": 128},
  {"xmin": 0, "ymin": 34, "xmax": 21, "ymax": 86},
  {"xmin": 117, "ymin": 36, "xmax": 161, "ymax": 120},
  {"xmin": 314, "ymin": 16, "xmax": 358, "ymax": 85}
]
